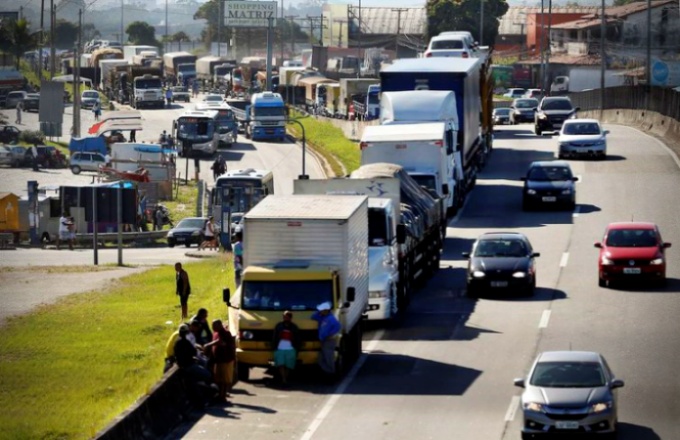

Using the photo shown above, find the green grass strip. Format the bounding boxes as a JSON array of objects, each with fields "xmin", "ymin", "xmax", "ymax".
[
  {"xmin": 287, "ymin": 111, "xmax": 360, "ymax": 177},
  {"xmin": 0, "ymin": 257, "xmax": 236, "ymax": 440}
]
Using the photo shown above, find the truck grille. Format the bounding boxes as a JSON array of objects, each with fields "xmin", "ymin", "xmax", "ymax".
[
  {"xmin": 243, "ymin": 329, "xmax": 319, "ymax": 344},
  {"xmin": 261, "ymin": 121, "xmax": 279, "ymax": 126}
]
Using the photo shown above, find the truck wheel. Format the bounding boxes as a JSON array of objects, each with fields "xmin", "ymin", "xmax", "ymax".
[{"xmin": 237, "ymin": 362, "xmax": 250, "ymax": 382}]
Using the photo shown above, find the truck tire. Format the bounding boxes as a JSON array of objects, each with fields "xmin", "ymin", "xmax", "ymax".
[{"xmin": 237, "ymin": 362, "xmax": 250, "ymax": 382}]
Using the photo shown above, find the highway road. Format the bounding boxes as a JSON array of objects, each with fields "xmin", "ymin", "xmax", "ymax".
[{"xmin": 168, "ymin": 123, "xmax": 680, "ymax": 440}]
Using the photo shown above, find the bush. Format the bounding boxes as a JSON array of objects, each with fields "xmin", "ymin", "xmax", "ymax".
[{"xmin": 19, "ymin": 129, "xmax": 46, "ymax": 145}]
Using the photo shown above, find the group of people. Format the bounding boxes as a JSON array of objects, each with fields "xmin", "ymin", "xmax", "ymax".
[{"xmin": 165, "ymin": 307, "xmax": 236, "ymax": 404}]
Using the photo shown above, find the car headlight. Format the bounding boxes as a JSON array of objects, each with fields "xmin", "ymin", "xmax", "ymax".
[
  {"xmin": 524, "ymin": 402, "xmax": 545, "ymax": 413},
  {"xmin": 559, "ymin": 142, "xmax": 569, "ymax": 148},
  {"xmin": 240, "ymin": 330, "xmax": 254, "ymax": 340},
  {"xmin": 512, "ymin": 271, "xmax": 527, "ymax": 278},
  {"xmin": 167, "ymin": 231, "xmax": 174, "ymax": 237},
  {"xmin": 589, "ymin": 401, "xmax": 613, "ymax": 413},
  {"xmin": 538, "ymin": 113, "xmax": 547, "ymax": 120},
  {"xmin": 595, "ymin": 140, "xmax": 606, "ymax": 146},
  {"xmin": 561, "ymin": 188, "xmax": 572, "ymax": 195},
  {"xmin": 601, "ymin": 255, "xmax": 614, "ymax": 265},
  {"xmin": 472, "ymin": 270, "xmax": 485, "ymax": 278},
  {"xmin": 650, "ymin": 258, "xmax": 664, "ymax": 265},
  {"xmin": 191, "ymin": 230, "xmax": 200, "ymax": 236},
  {"xmin": 526, "ymin": 189, "xmax": 537, "ymax": 195},
  {"xmin": 369, "ymin": 290, "xmax": 389, "ymax": 299}
]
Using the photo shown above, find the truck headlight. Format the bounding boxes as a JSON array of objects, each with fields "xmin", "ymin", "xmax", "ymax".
[{"xmin": 240, "ymin": 330, "xmax": 254, "ymax": 340}]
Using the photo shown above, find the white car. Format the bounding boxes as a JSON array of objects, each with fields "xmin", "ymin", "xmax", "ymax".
[
  {"xmin": 503, "ymin": 88, "xmax": 526, "ymax": 99},
  {"xmin": 557, "ymin": 119, "xmax": 609, "ymax": 160},
  {"xmin": 424, "ymin": 35, "xmax": 473, "ymax": 58},
  {"xmin": 202, "ymin": 94, "xmax": 225, "ymax": 105},
  {"xmin": 230, "ymin": 212, "xmax": 244, "ymax": 238}
]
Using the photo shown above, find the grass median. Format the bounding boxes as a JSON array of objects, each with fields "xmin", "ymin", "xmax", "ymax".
[
  {"xmin": 286, "ymin": 111, "xmax": 360, "ymax": 177},
  {"xmin": 0, "ymin": 256, "xmax": 236, "ymax": 440}
]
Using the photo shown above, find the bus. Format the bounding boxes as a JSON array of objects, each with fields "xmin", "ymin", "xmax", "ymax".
[
  {"xmin": 195, "ymin": 102, "xmax": 238, "ymax": 148},
  {"xmin": 173, "ymin": 110, "xmax": 219, "ymax": 157},
  {"xmin": 212, "ymin": 168, "xmax": 274, "ymax": 240}
]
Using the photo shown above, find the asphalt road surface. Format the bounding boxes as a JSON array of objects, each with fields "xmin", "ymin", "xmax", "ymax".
[{"xmin": 167, "ymin": 123, "xmax": 680, "ymax": 440}]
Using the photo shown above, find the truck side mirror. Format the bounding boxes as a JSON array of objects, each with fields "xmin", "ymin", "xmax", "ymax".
[
  {"xmin": 442, "ymin": 184, "xmax": 449, "ymax": 195},
  {"xmin": 346, "ymin": 287, "xmax": 356, "ymax": 302},
  {"xmin": 222, "ymin": 288, "xmax": 231, "ymax": 304},
  {"xmin": 396, "ymin": 224, "xmax": 406, "ymax": 244}
]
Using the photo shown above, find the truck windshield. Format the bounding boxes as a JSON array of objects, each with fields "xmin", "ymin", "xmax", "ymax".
[
  {"xmin": 136, "ymin": 79, "xmax": 162, "ymax": 89},
  {"xmin": 177, "ymin": 119, "xmax": 214, "ymax": 140},
  {"xmin": 254, "ymin": 106, "xmax": 285, "ymax": 118},
  {"xmin": 241, "ymin": 280, "xmax": 333, "ymax": 311},
  {"xmin": 368, "ymin": 208, "xmax": 389, "ymax": 246},
  {"xmin": 178, "ymin": 65, "xmax": 195, "ymax": 73},
  {"xmin": 216, "ymin": 109, "xmax": 235, "ymax": 132},
  {"xmin": 368, "ymin": 93, "xmax": 380, "ymax": 105},
  {"xmin": 411, "ymin": 175, "xmax": 437, "ymax": 193}
]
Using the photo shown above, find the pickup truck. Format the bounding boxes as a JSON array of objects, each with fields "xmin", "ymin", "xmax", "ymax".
[{"xmin": 171, "ymin": 86, "xmax": 191, "ymax": 103}]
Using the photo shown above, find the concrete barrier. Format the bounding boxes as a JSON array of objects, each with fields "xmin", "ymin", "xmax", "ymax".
[{"xmin": 94, "ymin": 367, "xmax": 193, "ymax": 440}]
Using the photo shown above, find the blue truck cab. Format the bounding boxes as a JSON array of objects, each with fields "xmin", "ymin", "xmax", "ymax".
[{"xmin": 247, "ymin": 92, "xmax": 287, "ymax": 142}]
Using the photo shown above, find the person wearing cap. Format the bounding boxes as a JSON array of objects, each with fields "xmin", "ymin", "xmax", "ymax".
[
  {"xmin": 311, "ymin": 302, "xmax": 342, "ymax": 377},
  {"xmin": 272, "ymin": 311, "xmax": 300, "ymax": 386}
]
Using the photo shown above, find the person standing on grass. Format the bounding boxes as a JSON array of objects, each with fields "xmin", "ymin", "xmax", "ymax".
[
  {"xmin": 175, "ymin": 262, "xmax": 191, "ymax": 320},
  {"xmin": 233, "ymin": 232, "xmax": 244, "ymax": 287},
  {"xmin": 203, "ymin": 319, "xmax": 236, "ymax": 402}
]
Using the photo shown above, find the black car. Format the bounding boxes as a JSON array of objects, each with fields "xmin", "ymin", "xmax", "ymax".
[
  {"xmin": 534, "ymin": 96, "xmax": 579, "ymax": 135},
  {"xmin": 463, "ymin": 232, "xmax": 540, "ymax": 297},
  {"xmin": 522, "ymin": 161, "xmax": 578, "ymax": 210},
  {"xmin": 509, "ymin": 98, "xmax": 539, "ymax": 124},
  {"xmin": 23, "ymin": 93, "xmax": 40, "ymax": 112},
  {"xmin": 166, "ymin": 217, "xmax": 208, "ymax": 248},
  {"xmin": 0, "ymin": 125, "xmax": 21, "ymax": 144}
]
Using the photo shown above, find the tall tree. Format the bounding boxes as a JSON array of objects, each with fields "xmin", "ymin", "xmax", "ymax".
[
  {"xmin": 126, "ymin": 21, "xmax": 160, "ymax": 47},
  {"xmin": 426, "ymin": 0, "xmax": 509, "ymax": 46},
  {"xmin": 51, "ymin": 19, "xmax": 78, "ymax": 50},
  {"xmin": 1, "ymin": 18, "xmax": 39, "ymax": 69}
]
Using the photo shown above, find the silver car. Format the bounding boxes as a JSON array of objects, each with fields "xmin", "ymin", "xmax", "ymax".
[
  {"xmin": 69, "ymin": 151, "xmax": 107, "ymax": 174},
  {"xmin": 514, "ymin": 351, "xmax": 624, "ymax": 439},
  {"xmin": 558, "ymin": 119, "xmax": 609, "ymax": 159}
]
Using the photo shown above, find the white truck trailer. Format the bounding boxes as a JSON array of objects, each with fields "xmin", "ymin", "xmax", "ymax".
[{"xmin": 227, "ymin": 194, "xmax": 369, "ymax": 380}]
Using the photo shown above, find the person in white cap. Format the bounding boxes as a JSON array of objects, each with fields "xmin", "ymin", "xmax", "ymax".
[{"xmin": 311, "ymin": 301, "xmax": 341, "ymax": 377}]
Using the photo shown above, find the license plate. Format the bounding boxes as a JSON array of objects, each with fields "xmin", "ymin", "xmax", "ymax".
[
  {"xmin": 623, "ymin": 267, "xmax": 641, "ymax": 274},
  {"xmin": 176, "ymin": 237, "xmax": 185, "ymax": 242},
  {"xmin": 491, "ymin": 281, "xmax": 508, "ymax": 288},
  {"xmin": 542, "ymin": 196, "xmax": 557, "ymax": 202},
  {"xmin": 555, "ymin": 421, "xmax": 579, "ymax": 430}
]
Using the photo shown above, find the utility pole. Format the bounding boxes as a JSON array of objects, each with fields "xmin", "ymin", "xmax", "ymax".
[
  {"xmin": 280, "ymin": 0, "xmax": 284, "ymax": 62},
  {"xmin": 120, "ymin": 0, "xmax": 124, "ymax": 45},
  {"xmin": 334, "ymin": 19, "xmax": 347, "ymax": 47},
  {"xmin": 38, "ymin": 0, "xmax": 45, "ymax": 81},
  {"xmin": 50, "ymin": 0, "xmax": 56, "ymax": 79},
  {"xmin": 480, "ymin": 0, "xmax": 484, "ymax": 46},
  {"xmin": 19, "ymin": 6, "xmax": 24, "ymax": 20},
  {"xmin": 357, "ymin": 0, "xmax": 362, "ymax": 68},
  {"xmin": 73, "ymin": 9, "xmax": 82, "ymax": 138},
  {"xmin": 165, "ymin": 0, "xmax": 168, "ymax": 51},
  {"xmin": 646, "ymin": 0, "xmax": 651, "ymax": 90},
  {"xmin": 391, "ymin": 8, "xmax": 407, "ymax": 58},
  {"xmin": 217, "ymin": 0, "xmax": 222, "ymax": 56},
  {"xmin": 538, "ymin": 0, "xmax": 545, "ymax": 90},
  {"xmin": 543, "ymin": 0, "xmax": 553, "ymax": 93},
  {"xmin": 600, "ymin": 0, "xmax": 606, "ymax": 114},
  {"xmin": 285, "ymin": 15, "xmax": 298, "ymax": 55}
]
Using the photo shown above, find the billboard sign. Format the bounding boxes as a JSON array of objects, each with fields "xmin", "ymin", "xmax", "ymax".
[{"xmin": 225, "ymin": 1, "xmax": 277, "ymax": 28}]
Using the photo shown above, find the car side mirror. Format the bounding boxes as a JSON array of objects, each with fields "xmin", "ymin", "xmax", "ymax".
[
  {"xmin": 663, "ymin": 242, "xmax": 672, "ymax": 248},
  {"xmin": 513, "ymin": 378, "xmax": 525, "ymax": 388},
  {"xmin": 532, "ymin": 252, "xmax": 541, "ymax": 257},
  {"xmin": 346, "ymin": 287, "xmax": 356, "ymax": 302},
  {"xmin": 572, "ymin": 176, "xmax": 579, "ymax": 182},
  {"xmin": 461, "ymin": 252, "xmax": 470, "ymax": 259},
  {"xmin": 222, "ymin": 288, "xmax": 231, "ymax": 303},
  {"xmin": 610, "ymin": 379, "xmax": 624, "ymax": 389},
  {"xmin": 594, "ymin": 242, "xmax": 602, "ymax": 248},
  {"xmin": 603, "ymin": 130, "xmax": 610, "ymax": 135},
  {"xmin": 396, "ymin": 224, "xmax": 406, "ymax": 244}
]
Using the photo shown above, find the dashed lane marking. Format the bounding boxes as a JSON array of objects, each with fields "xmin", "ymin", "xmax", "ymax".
[{"xmin": 539, "ymin": 310, "xmax": 552, "ymax": 329}]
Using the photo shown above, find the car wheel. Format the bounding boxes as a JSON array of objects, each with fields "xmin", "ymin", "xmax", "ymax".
[
  {"xmin": 184, "ymin": 241, "xmax": 192, "ymax": 248},
  {"xmin": 566, "ymin": 201, "xmax": 576, "ymax": 211},
  {"xmin": 526, "ymin": 277, "xmax": 536, "ymax": 297},
  {"xmin": 535, "ymin": 125, "xmax": 542, "ymax": 136},
  {"xmin": 168, "ymin": 242, "xmax": 175, "ymax": 248},
  {"xmin": 71, "ymin": 165, "xmax": 81, "ymax": 174},
  {"xmin": 598, "ymin": 277, "xmax": 607, "ymax": 288},
  {"xmin": 657, "ymin": 278, "xmax": 667, "ymax": 288}
]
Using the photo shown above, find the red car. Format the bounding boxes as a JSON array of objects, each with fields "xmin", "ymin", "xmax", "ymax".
[{"xmin": 595, "ymin": 222, "xmax": 671, "ymax": 287}]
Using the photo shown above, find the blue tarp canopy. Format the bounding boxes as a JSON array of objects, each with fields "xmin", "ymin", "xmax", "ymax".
[
  {"xmin": 133, "ymin": 145, "xmax": 175, "ymax": 155},
  {"xmin": 69, "ymin": 136, "xmax": 107, "ymax": 155}
]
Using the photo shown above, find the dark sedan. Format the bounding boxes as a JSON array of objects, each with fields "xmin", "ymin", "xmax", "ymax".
[
  {"xmin": 462, "ymin": 232, "xmax": 539, "ymax": 297},
  {"xmin": 166, "ymin": 217, "xmax": 207, "ymax": 248},
  {"xmin": 510, "ymin": 98, "xmax": 539, "ymax": 124},
  {"xmin": 522, "ymin": 161, "xmax": 578, "ymax": 211}
]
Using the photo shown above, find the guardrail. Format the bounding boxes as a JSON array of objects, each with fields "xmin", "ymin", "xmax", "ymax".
[
  {"xmin": 571, "ymin": 86, "xmax": 680, "ymax": 121},
  {"xmin": 75, "ymin": 230, "xmax": 167, "ymax": 243}
]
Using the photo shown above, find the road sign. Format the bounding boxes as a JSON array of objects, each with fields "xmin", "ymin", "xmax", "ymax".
[{"xmin": 225, "ymin": 1, "xmax": 277, "ymax": 28}]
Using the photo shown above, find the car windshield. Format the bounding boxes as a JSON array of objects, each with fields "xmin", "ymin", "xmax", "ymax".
[
  {"xmin": 82, "ymin": 91, "xmax": 99, "ymax": 98},
  {"xmin": 241, "ymin": 280, "xmax": 333, "ymax": 311},
  {"xmin": 205, "ymin": 95, "xmax": 223, "ymax": 102},
  {"xmin": 474, "ymin": 239, "xmax": 528, "ymax": 258},
  {"xmin": 563, "ymin": 122, "xmax": 601, "ymax": 135},
  {"xmin": 605, "ymin": 229, "xmax": 658, "ymax": 247},
  {"xmin": 173, "ymin": 87, "xmax": 187, "ymax": 93},
  {"xmin": 515, "ymin": 99, "xmax": 538, "ymax": 109},
  {"xmin": 530, "ymin": 361, "xmax": 606, "ymax": 388},
  {"xmin": 542, "ymin": 99, "xmax": 573, "ymax": 111},
  {"xmin": 495, "ymin": 108, "xmax": 511, "ymax": 115},
  {"xmin": 432, "ymin": 40, "xmax": 464, "ymax": 50},
  {"xmin": 527, "ymin": 166, "xmax": 573, "ymax": 181},
  {"xmin": 176, "ymin": 218, "xmax": 206, "ymax": 229}
]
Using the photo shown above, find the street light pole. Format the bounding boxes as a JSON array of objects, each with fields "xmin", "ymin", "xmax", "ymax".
[
  {"xmin": 287, "ymin": 118, "xmax": 308, "ymax": 179},
  {"xmin": 480, "ymin": 0, "xmax": 484, "ymax": 46}
]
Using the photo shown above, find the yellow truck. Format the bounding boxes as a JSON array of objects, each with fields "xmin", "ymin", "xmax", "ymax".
[{"xmin": 224, "ymin": 194, "xmax": 369, "ymax": 381}]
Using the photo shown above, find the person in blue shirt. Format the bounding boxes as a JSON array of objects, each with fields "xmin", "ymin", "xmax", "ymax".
[
  {"xmin": 233, "ymin": 232, "xmax": 243, "ymax": 287},
  {"xmin": 311, "ymin": 301, "xmax": 342, "ymax": 376}
]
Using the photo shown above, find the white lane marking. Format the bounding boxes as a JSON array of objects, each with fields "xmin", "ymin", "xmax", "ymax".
[
  {"xmin": 560, "ymin": 252, "xmax": 569, "ymax": 268},
  {"xmin": 573, "ymin": 205, "xmax": 580, "ymax": 218},
  {"xmin": 299, "ymin": 329, "xmax": 385, "ymax": 440},
  {"xmin": 539, "ymin": 310, "xmax": 552, "ymax": 329},
  {"xmin": 505, "ymin": 396, "xmax": 520, "ymax": 421}
]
